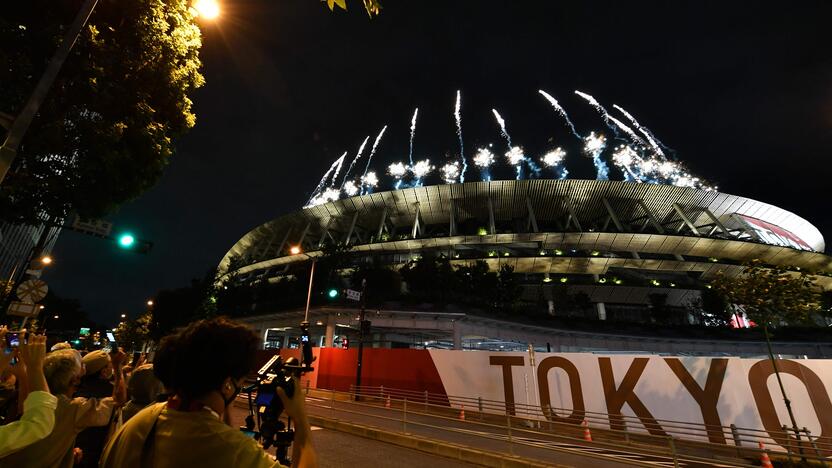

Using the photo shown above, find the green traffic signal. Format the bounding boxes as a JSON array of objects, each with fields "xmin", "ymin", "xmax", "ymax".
[
  {"xmin": 118, "ymin": 233, "xmax": 136, "ymax": 248},
  {"xmin": 327, "ymin": 288, "xmax": 338, "ymax": 299}
]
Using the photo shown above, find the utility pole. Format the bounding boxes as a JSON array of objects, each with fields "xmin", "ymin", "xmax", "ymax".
[
  {"xmin": 354, "ymin": 279, "xmax": 368, "ymax": 400},
  {"xmin": 0, "ymin": 0, "xmax": 99, "ymax": 183}
]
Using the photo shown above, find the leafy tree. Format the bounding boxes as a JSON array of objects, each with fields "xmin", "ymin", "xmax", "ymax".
[
  {"xmin": 400, "ymin": 255, "xmax": 458, "ymax": 303},
  {"xmin": 711, "ymin": 260, "xmax": 822, "ymax": 444},
  {"xmin": 323, "ymin": 0, "xmax": 383, "ymax": 17},
  {"xmin": 115, "ymin": 312, "xmax": 151, "ymax": 352},
  {"xmin": 0, "ymin": 0, "xmax": 204, "ymax": 223},
  {"xmin": 495, "ymin": 265, "xmax": 522, "ymax": 309}
]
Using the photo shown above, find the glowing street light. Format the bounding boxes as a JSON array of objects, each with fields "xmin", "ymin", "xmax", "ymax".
[
  {"xmin": 146, "ymin": 300, "xmax": 154, "ymax": 307},
  {"xmin": 290, "ymin": 245, "xmax": 302, "ymax": 255},
  {"xmin": 120, "ymin": 313, "xmax": 127, "ymax": 319},
  {"xmin": 40, "ymin": 255, "xmax": 53, "ymax": 265},
  {"xmin": 193, "ymin": 0, "xmax": 220, "ymax": 19}
]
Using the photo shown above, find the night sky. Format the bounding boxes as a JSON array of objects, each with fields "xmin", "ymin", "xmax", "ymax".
[{"xmin": 47, "ymin": 1, "xmax": 832, "ymax": 326}]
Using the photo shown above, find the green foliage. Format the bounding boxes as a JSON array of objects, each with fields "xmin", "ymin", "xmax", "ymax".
[
  {"xmin": 0, "ymin": 0, "xmax": 204, "ymax": 223},
  {"xmin": 115, "ymin": 311, "xmax": 151, "ymax": 352},
  {"xmin": 711, "ymin": 260, "xmax": 821, "ymax": 328},
  {"xmin": 323, "ymin": 0, "xmax": 382, "ymax": 17},
  {"xmin": 400, "ymin": 257, "xmax": 523, "ymax": 311}
]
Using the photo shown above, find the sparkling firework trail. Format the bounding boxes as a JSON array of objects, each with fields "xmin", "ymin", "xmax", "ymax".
[
  {"xmin": 363, "ymin": 125, "xmax": 388, "ymax": 178},
  {"xmin": 441, "ymin": 161, "xmax": 460, "ymax": 184},
  {"xmin": 608, "ymin": 116, "xmax": 648, "ymax": 148},
  {"xmin": 538, "ymin": 90, "xmax": 581, "ymax": 139},
  {"xmin": 454, "ymin": 91, "xmax": 467, "ymax": 182},
  {"xmin": 574, "ymin": 90, "xmax": 619, "ymax": 138},
  {"xmin": 583, "ymin": 132, "xmax": 609, "ymax": 180},
  {"xmin": 340, "ymin": 135, "xmax": 370, "ymax": 190},
  {"xmin": 306, "ymin": 153, "xmax": 345, "ymax": 206},
  {"xmin": 408, "ymin": 108, "xmax": 419, "ymax": 166},
  {"xmin": 611, "ymin": 145, "xmax": 641, "ymax": 182},
  {"xmin": 491, "ymin": 109, "xmax": 512, "ymax": 148},
  {"xmin": 329, "ymin": 152, "xmax": 347, "ymax": 187},
  {"xmin": 612, "ymin": 104, "xmax": 667, "ymax": 158},
  {"xmin": 473, "ymin": 147, "xmax": 495, "ymax": 181}
]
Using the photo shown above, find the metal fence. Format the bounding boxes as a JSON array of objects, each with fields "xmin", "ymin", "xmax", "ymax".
[{"xmin": 307, "ymin": 384, "xmax": 831, "ymax": 466}]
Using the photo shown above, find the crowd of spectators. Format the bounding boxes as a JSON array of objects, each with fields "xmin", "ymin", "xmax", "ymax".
[{"xmin": 0, "ymin": 317, "xmax": 316, "ymax": 468}]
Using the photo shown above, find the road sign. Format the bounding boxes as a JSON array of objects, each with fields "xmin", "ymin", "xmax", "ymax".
[
  {"xmin": 7, "ymin": 301, "xmax": 39, "ymax": 318},
  {"xmin": 346, "ymin": 289, "xmax": 362, "ymax": 302},
  {"xmin": 71, "ymin": 216, "xmax": 113, "ymax": 238},
  {"xmin": 16, "ymin": 279, "xmax": 48, "ymax": 302}
]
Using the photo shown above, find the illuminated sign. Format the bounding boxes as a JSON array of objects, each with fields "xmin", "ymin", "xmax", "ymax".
[{"xmin": 733, "ymin": 214, "xmax": 813, "ymax": 251}]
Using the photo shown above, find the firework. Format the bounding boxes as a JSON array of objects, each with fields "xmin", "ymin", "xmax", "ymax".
[
  {"xmin": 361, "ymin": 171, "xmax": 379, "ymax": 189},
  {"xmin": 441, "ymin": 161, "xmax": 460, "ymax": 184},
  {"xmin": 329, "ymin": 152, "xmax": 347, "ymax": 187},
  {"xmin": 608, "ymin": 116, "xmax": 648, "ymax": 148},
  {"xmin": 388, "ymin": 162, "xmax": 408, "ymax": 178},
  {"xmin": 343, "ymin": 180, "xmax": 359, "ymax": 196},
  {"xmin": 613, "ymin": 104, "xmax": 667, "ymax": 158},
  {"xmin": 541, "ymin": 148, "xmax": 567, "ymax": 167},
  {"xmin": 306, "ymin": 153, "xmax": 346, "ymax": 206},
  {"xmin": 491, "ymin": 109, "xmax": 512, "ymax": 148},
  {"xmin": 505, "ymin": 146, "xmax": 525, "ymax": 166},
  {"xmin": 340, "ymin": 135, "xmax": 370, "ymax": 189},
  {"xmin": 473, "ymin": 147, "xmax": 495, "ymax": 168},
  {"xmin": 454, "ymin": 90, "xmax": 467, "ymax": 182},
  {"xmin": 575, "ymin": 90, "xmax": 620, "ymax": 137},
  {"xmin": 611, "ymin": 145, "xmax": 641, "ymax": 182},
  {"xmin": 363, "ymin": 125, "xmax": 388, "ymax": 178},
  {"xmin": 538, "ymin": 90, "xmax": 581, "ymax": 139},
  {"xmin": 473, "ymin": 147, "xmax": 495, "ymax": 181},
  {"xmin": 409, "ymin": 108, "xmax": 419, "ymax": 166},
  {"xmin": 411, "ymin": 159, "xmax": 434, "ymax": 180},
  {"xmin": 583, "ymin": 132, "xmax": 609, "ymax": 180}
]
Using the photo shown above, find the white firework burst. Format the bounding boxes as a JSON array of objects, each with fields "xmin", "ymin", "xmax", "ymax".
[
  {"xmin": 541, "ymin": 147, "xmax": 566, "ymax": 167},
  {"xmin": 441, "ymin": 162, "xmax": 460, "ymax": 183},
  {"xmin": 411, "ymin": 159, "xmax": 434, "ymax": 179},
  {"xmin": 473, "ymin": 148, "xmax": 495, "ymax": 168}
]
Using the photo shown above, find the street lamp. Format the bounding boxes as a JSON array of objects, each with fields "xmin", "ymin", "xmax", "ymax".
[
  {"xmin": 40, "ymin": 255, "xmax": 53, "ymax": 265},
  {"xmin": 289, "ymin": 245, "xmax": 302, "ymax": 255},
  {"xmin": 120, "ymin": 313, "xmax": 127, "ymax": 319},
  {"xmin": 146, "ymin": 300, "xmax": 154, "ymax": 307},
  {"xmin": 193, "ymin": 0, "xmax": 220, "ymax": 19}
]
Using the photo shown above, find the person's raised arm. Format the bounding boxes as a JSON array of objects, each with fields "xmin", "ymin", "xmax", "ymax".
[
  {"xmin": 110, "ymin": 348, "xmax": 127, "ymax": 405},
  {"xmin": 19, "ymin": 333, "xmax": 48, "ymax": 393},
  {"xmin": 277, "ymin": 379, "xmax": 318, "ymax": 468}
]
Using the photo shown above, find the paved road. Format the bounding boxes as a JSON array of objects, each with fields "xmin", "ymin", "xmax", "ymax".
[
  {"xmin": 228, "ymin": 405, "xmax": 479, "ymax": 468},
  {"xmin": 229, "ymin": 393, "xmax": 747, "ymax": 467},
  {"xmin": 301, "ymin": 394, "xmax": 746, "ymax": 468}
]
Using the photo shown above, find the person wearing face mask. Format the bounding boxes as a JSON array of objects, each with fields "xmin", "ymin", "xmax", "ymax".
[
  {"xmin": 100, "ymin": 317, "xmax": 317, "ymax": 468},
  {"xmin": 73, "ymin": 349, "xmax": 127, "ymax": 467},
  {"xmin": 0, "ymin": 348, "xmax": 127, "ymax": 468}
]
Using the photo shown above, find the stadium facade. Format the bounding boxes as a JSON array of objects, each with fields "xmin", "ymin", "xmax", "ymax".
[{"xmin": 219, "ymin": 180, "xmax": 831, "ymax": 356}]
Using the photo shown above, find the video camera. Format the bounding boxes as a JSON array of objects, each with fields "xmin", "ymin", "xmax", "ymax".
[{"xmin": 241, "ymin": 321, "xmax": 315, "ymax": 465}]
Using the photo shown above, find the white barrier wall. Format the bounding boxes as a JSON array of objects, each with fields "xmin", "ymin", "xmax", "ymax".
[{"xmin": 428, "ymin": 350, "xmax": 832, "ymax": 452}]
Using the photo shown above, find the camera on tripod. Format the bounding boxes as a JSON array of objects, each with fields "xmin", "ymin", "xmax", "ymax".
[{"xmin": 241, "ymin": 321, "xmax": 314, "ymax": 465}]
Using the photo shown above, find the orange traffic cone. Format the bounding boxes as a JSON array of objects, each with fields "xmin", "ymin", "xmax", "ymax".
[
  {"xmin": 385, "ymin": 395, "xmax": 391, "ymax": 409},
  {"xmin": 458, "ymin": 404, "xmax": 465, "ymax": 421},
  {"xmin": 758, "ymin": 441, "xmax": 773, "ymax": 468},
  {"xmin": 582, "ymin": 419, "xmax": 593, "ymax": 442}
]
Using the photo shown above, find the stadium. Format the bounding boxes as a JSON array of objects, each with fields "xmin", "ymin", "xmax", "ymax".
[{"xmin": 218, "ymin": 178, "xmax": 832, "ymax": 357}]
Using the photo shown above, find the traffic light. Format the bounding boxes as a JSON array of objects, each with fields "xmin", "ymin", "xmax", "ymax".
[
  {"xmin": 118, "ymin": 233, "xmax": 135, "ymax": 248},
  {"xmin": 327, "ymin": 288, "xmax": 339, "ymax": 299},
  {"xmin": 114, "ymin": 232, "xmax": 153, "ymax": 254}
]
